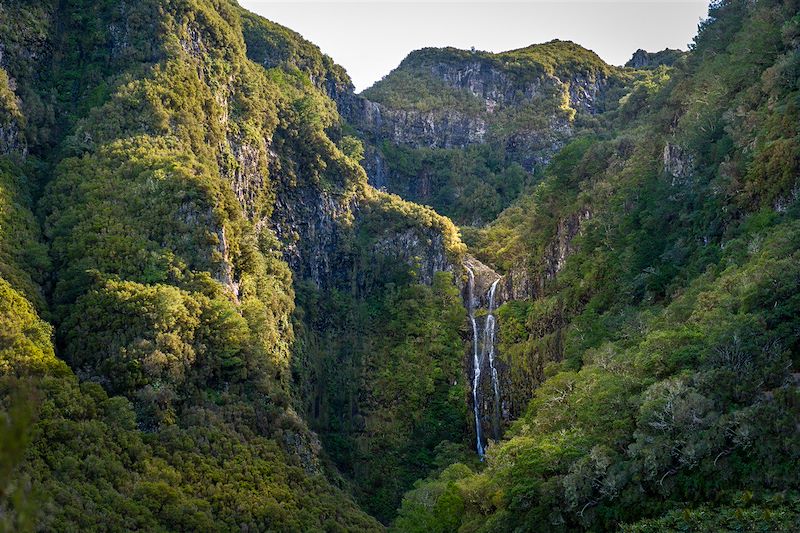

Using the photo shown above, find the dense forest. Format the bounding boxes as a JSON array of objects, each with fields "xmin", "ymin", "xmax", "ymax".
[{"xmin": 1, "ymin": 0, "xmax": 798, "ymax": 531}]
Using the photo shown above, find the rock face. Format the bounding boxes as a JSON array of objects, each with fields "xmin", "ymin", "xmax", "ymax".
[
  {"xmin": 462, "ymin": 255, "xmax": 501, "ymax": 305},
  {"xmin": 265, "ymin": 155, "xmax": 461, "ymax": 292},
  {"xmin": 0, "ymin": 72, "xmax": 24, "ymax": 157},
  {"xmin": 236, "ymin": 13, "xmax": 462, "ymax": 292},
  {"xmin": 326, "ymin": 42, "xmax": 622, "ymax": 225},
  {"xmin": 542, "ymin": 210, "xmax": 592, "ymax": 281},
  {"xmin": 271, "ymin": 183, "xmax": 357, "ymax": 288},
  {"xmin": 351, "ymin": 97, "xmax": 490, "ymax": 149},
  {"xmin": 362, "ymin": 143, "xmax": 389, "ymax": 190},
  {"xmin": 372, "ymin": 226, "xmax": 455, "ymax": 285},
  {"xmin": 625, "ymin": 48, "xmax": 685, "ymax": 69},
  {"xmin": 0, "ymin": 107, "xmax": 25, "ymax": 156},
  {"xmin": 663, "ymin": 143, "xmax": 694, "ymax": 185},
  {"xmin": 493, "ymin": 209, "xmax": 592, "ymax": 304},
  {"xmin": 338, "ymin": 43, "xmax": 616, "ymax": 174}
]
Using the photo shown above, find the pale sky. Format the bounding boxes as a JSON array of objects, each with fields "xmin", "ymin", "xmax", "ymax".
[{"xmin": 239, "ymin": 1, "xmax": 710, "ymax": 92}]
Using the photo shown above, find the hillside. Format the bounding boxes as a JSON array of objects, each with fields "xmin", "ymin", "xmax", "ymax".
[
  {"xmin": 390, "ymin": 0, "xmax": 800, "ymax": 530},
  {"xmin": 0, "ymin": 0, "xmax": 464, "ymax": 529}
]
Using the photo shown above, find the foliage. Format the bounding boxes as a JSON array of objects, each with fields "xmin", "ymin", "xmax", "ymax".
[
  {"xmin": 363, "ymin": 69, "xmax": 483, "ymax": 114},
  {"xmin": 0, "ymin": 373, "xmax": 382, "ymax": 532},
  {"xmin": 0, "ymin": 0, "xmax": 394, "ymax": 530},
  {"xmin": 622, "ymin": 494, "xmax": 800, "ymax": 532},
  {"xmin": 240, "ymin": 8, "xmax": 351, "ymax": 93},
  {"xmin": 294, "ymin": 264, "xmax": 470, "ymax": 522},
  {"xmin": 376, "ymin": 142, "xmax": 534, "ymax": 225},
  {"xmin": 1, "ymin": 0, "xmax": 799, "ymax": 531},
  {"xmin": 365, "ymin": 40, "xmax": 616, "ymax": 109},
  {"xmin": 393, "ymin": 1, "xmax": 800, "ymax": 531}
]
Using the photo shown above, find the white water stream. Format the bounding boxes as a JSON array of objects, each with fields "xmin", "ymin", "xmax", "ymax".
[{"xmin": 466, "ymin": 268, "xmax": 502, "ymax": 459}]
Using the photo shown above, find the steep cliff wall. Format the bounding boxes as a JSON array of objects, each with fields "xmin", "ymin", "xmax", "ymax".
[
  {"xmin": 352, "ymin": 42, "xmax": 618, "ymax": 160},
  {"xmin": 237, "ymin": 9, "xmax": 471, "ymax": 522},
  {"xmin": 460, "ymin": 205, "xmax": 592, "ymax": 443},
  {"xmin": 333, "ymin": 41, "xmax": 630, "ymax": 224}
]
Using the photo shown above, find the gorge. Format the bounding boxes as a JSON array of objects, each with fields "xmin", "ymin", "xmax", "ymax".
[{"xmin": 1, "ymin": 0, "xmax": 800, "ymax": 532}]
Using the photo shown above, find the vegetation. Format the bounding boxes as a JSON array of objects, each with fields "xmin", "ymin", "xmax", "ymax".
[
  {"xmin": 625, "ymin": 48, "xmax": 686, "ymax": 69},
  {"xmin": 376, "ymin": 142, "xmax": 534, "ymax": 225},
  {"xmin": 364, "ymin": 40, "xmax": 616, "ymax": 109},
  {"xmin": 292, "ymin": 190, "xmax": 469, "ymax": 521},
  {"xmin": 392, "ymin": 0, "xmax": 800, "ymax": 530},
  {"xmin": 357, "ymin": 40, "xmax": 639, "ymax": 226},
  {"xmin": 293, "ymin": 270, "xmax": 471, "ymax": 522},
  {"xmin": 0, "ymin": 0, "xmax": 387, "ymax": 530},
  {"xmin": 0, "ymin": 0, "xmax": 798, "ymax": 531}
]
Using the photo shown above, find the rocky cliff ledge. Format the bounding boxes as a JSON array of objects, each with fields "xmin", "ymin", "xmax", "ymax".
[
  {"xmin": 324, "ymin": 42, "xmax": 626, "ymax": 224},
  {"xmin": 336, "ymin": 41, "xmax": 621, "ymax": 176}
]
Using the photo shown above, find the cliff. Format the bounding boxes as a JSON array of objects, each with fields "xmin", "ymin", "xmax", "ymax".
[
  {"xmin": 625, "ymin": 47, "xmax": 686, "ymax": 69},
  {"xmin": 333, "ymin": 41, "xmax": 630, "ymax": 224}
]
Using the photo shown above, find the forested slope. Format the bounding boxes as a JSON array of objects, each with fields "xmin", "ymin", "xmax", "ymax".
[
  {"xmin": 391, "ymin": 0, "xmax": 800, "ymax": 530},
  {"xmin": 0, "ymin": 0, "xmax": 464, "ymax": 529}
]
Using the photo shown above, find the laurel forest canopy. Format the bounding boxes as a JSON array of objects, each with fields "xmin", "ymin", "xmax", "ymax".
[{"xmin": 0, "ymin": 0, "xmax": 799, "ymax": 531}]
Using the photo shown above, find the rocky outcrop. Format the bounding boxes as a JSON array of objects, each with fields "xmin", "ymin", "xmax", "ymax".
[
  {"xmin": 227, "ymin": 134, "xmax": 269, "ymax": 219},
  {"xmin": 542, "ymin": 209, "xmax": 592, "ymax": 282},
  {"xmin": 663, "ymin": 143, "xmax": 694, "ymax": 185},
  {"xmin": 371, "ymin": 226, "xmax": 456, "ymax": 285},
  {"xmin": 267, "ymin": 161, "xmax": 460, "ymax": 291},
  {"xmin": 0, "ymin": 110, "xmax": 25, "ymax": 156},
  {"xmin": 330, "ymin": 43, "xmax": 618, "ymax": 200},
  {"xmin": 402, "ymin": 51, "xmax": 608, "ymax": 114},
  {"xmin": 345, "ymin": 96, "xmax": 489, "ymax": 149},
  {"xmin": 271, "ymin": 181, "xmax": 356, "ymax": 289},
  {"xmin": 339, "ymin": 59, "xmax": 609, "ymax": 165},
  {"xmin": 626, "ymin": 48, "xmax": 685, "ymax": 69},
  {"xmin": 497, "ymin": 266, "xmax": 534, "ymax": 303},
  {"xmin": 462, "ymin": 255, "xmax": 501, "ymax": 304}
]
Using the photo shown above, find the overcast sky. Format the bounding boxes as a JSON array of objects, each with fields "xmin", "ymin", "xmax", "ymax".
[{"xmin": 239, "ymin": 1, "xmax": 710, "ymax": 92}]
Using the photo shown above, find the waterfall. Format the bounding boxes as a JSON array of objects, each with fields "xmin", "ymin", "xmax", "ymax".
[
  {"xmin": 466, "ymin": 267, "xmax": 503, "ymax": 459},
  {"xmin": 466, "ymin": 266, "xmax": 484, "ymax": 458},
  {"xmin": 485, "ymin": 279, "xmax": 501, "ymax": 441}
]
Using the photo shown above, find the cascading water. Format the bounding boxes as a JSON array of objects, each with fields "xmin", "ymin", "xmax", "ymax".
[
  {"xmin": 466, "ymin": 267, "xmax": 503, "ymax": 459},
  {"xmin": 485, "ymin": 279, "xmax": 501, "ymax": 441},
  {"xmin": 466, "ymin": 266, "xmax": 484, "ymax": 458}
]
